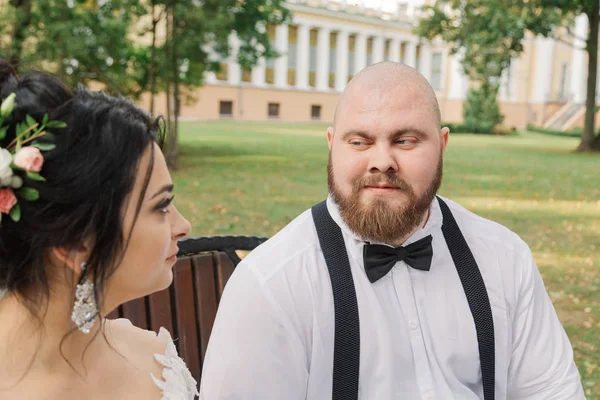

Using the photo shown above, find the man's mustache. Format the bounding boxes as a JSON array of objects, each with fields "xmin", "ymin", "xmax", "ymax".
[{"xmin": 354, "ymin": 174, "xmax": 412, "ymax": 192}]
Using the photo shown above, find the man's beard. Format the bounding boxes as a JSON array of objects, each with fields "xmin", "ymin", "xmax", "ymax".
[{"xmin": 327, "ymin": 154, "xmax": 443, "ymax": 244}]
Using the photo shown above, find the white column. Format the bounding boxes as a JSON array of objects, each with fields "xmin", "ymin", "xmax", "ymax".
[
  {"xmin": 419, "ymin": 44, "xmax": 432, "ymax": 81},
  {"xmin": 499, "ymin": 66, "xmax": 509, "ymax": 102},
  {"xmin": 296, "ymin": 23, "xmax": 310, "ymax": 90},
  {"xmin": 274, "ymin": 24, "xmax": 289, "ymax": 88},
  {"xmin": 439, "ymin": 47, "xmax": 448, "ymax": 91},
  {"xmin": 509, "ymin": 58, "xmax": 519, "ymax": 102},
  {"xmin": 570, "ymin": 15, "xmax": 587, "ymax": 103},
  {"xmin": 354, "ymin": 32, "xmax": 367, "ymax": 73},
  {"xmin": 530, "ymin": 36, "xmax": 555, "ymax": 103},
  {"xmin": 251, "ymin": 25, "xmax": 266, "ymax": 86},
  {"xmin": 404, "ymin": 40, "xmax": 417, "ymax": 68},
  {"xmin": 251, "ymin": 58, "xmax": 266, "ymax": 86},
  {"xmin": 201, "ymin": 42, "xmax": 219, "ymax": 84},
  {"xmin": 372, "ymin": 35, "xmax": 385, "ymax": 64},
  {"xmin": 228, "ymin": 33, "xmax": 241, "ymax": 85},
  {"xmin": 448, "ymin": 50, "xmax": 467, "ymax": 100},
  {"xmin": 389, "ymin": 37, "xmax": 401, "ymax": 63},
  {"xmin": 205, "ymin": 71, "xmax": 217, "ymax": 84},
  {"xmin": 335, "ymin": 30, "xmax": 350, "ymax": 92},
  {"xmin": 316, "ymin": 26, "xmax": 331, "ymax": 91}
]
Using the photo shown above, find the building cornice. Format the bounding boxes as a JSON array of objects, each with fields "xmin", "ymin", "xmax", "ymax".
[{"xmin": 284, "ymin": 2, "xmax": 416, "ymax": 32}]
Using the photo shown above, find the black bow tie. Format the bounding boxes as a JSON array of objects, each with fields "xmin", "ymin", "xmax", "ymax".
[{"xmin": 363, "ymin": 235, "xmax": 434, "ymax": 283}]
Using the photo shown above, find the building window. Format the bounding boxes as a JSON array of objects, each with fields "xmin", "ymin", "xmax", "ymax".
[
  {"xmin": 219, "ymin": 101, "xmax": 233, "ymax": 117},
  {"xmin": 268, "ymin": 102, "xmax": 280, "ymax": 118},
  {"xmin": 559, "ymin": 63, "xmax": 568, "ymax": 101},
  {"xmin": 266, "ymin": 24, "xmax": 276, "ymax": 84},
  {"xmin": 288, "ymin": 26, "xmax": 298, "ymax": 86},
  {"xmin": 309, "ymin": 29, "xmax": 318, "ymax": 87},
  {"xmin": 384, "ymin": 39, "xmax": 391, "ymax": 61},
  {"xmin": 431, "ymin": 52, "xmax": 443, "ymax": 90},
  {"xmin": 311, "ymin": 105, "xmax": 321, "ymax": 120},
  {"xmin": 242, "ymin": 69, "xmax": 252, "ymax": 83},
  {"xmin": 397, "ymin": 2, "xmax": 408, "ymax": 15},
  {"xmin": 348, "ymin": 34, "xmax": 356, "ymax": 82},
  {"xmin": 216, "ymin": 63, "xmax": 228, "ymax": 81},
  {"xmin": 329, "ymin": 32, "xmax": 337, "ymax": 89}
]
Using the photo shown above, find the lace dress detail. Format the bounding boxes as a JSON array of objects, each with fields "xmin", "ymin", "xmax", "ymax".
[{"xmin": 151, "ymin": 327, "xmax": 199, "ymax": 400}]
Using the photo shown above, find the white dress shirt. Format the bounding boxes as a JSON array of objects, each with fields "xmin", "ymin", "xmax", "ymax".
[{"xmin": 199, "ymin": 196, "xmax": 584, "ymax": 400}]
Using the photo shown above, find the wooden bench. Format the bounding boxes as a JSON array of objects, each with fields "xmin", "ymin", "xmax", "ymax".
[{"xmin": 107, "ymin": 235, "xmax": 268, "ymax": 385}]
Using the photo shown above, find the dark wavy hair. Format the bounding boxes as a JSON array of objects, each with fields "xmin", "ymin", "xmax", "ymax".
[{"xmin": 0, "ymin": 59, "xmax": 164, "ymax": 334}]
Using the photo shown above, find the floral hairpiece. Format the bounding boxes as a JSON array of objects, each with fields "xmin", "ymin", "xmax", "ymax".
[{"xmin": 0, "ymin": 92, "xmax": 65, "ymax": 225}]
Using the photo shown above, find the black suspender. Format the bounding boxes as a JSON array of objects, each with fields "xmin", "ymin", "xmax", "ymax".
[
  {"xmin": 311, "ymin": 197, "xmax": 495, "ymax": 400},
  {"xmin": 311, "ymin": 200, "xmax": 361, "ymax": 400},
  {"xmin": 437, "ymin": 197, "xmax": 495, "ymax": 400}
]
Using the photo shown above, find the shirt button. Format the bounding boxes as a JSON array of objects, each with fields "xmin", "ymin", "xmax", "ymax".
[
  {"xmin": 422, "ymin": 393, "xmax": 435, "ymax": 400},
  {"xmin": 408, "ymin": 320, "xmax": 419, "ymax": 330}
]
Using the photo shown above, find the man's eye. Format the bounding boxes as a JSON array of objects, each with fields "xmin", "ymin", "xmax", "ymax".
[{"xmin": 396, "ymin": 138, "xmax": 417, "ymax": 145}]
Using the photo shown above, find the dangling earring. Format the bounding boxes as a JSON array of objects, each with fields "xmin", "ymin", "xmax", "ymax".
[{"xmin": 71, "ymin": 262, "xmax": 98, "ymax": 334}]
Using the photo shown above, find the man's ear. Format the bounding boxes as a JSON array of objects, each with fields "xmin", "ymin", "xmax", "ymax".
[
  {"xmin": 327, "ymin": 126, "xmax": 334, "ymax": 150},
  {"xmin": 440, "ymin": 126, "xmax": 449, "ymax": 154}
]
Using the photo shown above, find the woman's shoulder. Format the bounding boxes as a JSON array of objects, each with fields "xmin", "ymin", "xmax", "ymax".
[
  {"xmin": 107, "ymin": 318, "xmax": 166, "ymax": 360},
  {"xmin": 106, "ymin": 318, "xmax": 199, "ymax": 399}
]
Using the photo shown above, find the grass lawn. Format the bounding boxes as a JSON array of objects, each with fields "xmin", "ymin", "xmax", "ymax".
[{"xmin": 173, "ymin": 120, "xmax": 600, "ymax": 397}]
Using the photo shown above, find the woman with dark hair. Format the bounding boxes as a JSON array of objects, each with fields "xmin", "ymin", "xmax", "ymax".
[{"xmin": 0, "ymin": 60, "xmax": 198, "ymax": 399}]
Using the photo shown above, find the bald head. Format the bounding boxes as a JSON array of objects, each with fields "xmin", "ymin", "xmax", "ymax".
[{"xmin": 333, "ymin": 62, "xmax": 442, "ymax": 131}]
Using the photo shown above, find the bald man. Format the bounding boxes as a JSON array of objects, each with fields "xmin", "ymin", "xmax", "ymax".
[{"xmin": 199, "ymin": 62, "xmax": 584, "ymax": 400}]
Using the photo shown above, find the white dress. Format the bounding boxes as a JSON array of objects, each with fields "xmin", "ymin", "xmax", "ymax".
[
  {"xmin": 0, "ymin": 290, "xmax": 199, "ymax": 399},
  {"xmin": 151, "ymin": 327, "xmax": 200, "ymax": 400}
]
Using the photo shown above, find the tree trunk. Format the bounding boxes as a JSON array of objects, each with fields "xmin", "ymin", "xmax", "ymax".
[
  {"xmin": 164, "ymin": 2, "xmax": 179, "ymax": 170},
  {"xmin": 148, "ymin": 0, "xmax": 159, "ymax": 115},
  {"xmin": 9, "ymin": 0, "xmax": 33, "ymax": 72},
  {"xmin": 164, "ymin": 5, "xmax": 172, "ymax": 143},
  {"xmin": 579, "ymin": 7, "xmax": 600, "ymax": 152}
]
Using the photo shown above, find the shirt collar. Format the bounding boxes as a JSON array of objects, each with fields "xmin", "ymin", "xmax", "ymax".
[{"xmin": 325, "ymin": 194, "xmax": 443, "ymax": 268}]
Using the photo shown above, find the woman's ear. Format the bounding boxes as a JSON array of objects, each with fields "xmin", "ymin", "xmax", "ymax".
[{"xmin": 50, "ymin": 239, "xmax": 92, "ymax": 277}]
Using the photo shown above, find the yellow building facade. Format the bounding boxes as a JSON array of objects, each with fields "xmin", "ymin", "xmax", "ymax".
[{"xmin": 145, "ymin": 0, "xmax": 597, "ymax": 131}]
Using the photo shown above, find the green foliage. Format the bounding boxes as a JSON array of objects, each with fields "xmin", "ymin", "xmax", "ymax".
[
  {"xmin": 142, "ymin": 0, "xmax": 291, "ymax": 95},
  {"xmin": 463, "ymin": 85, "xmax": 504, "ymax": 133},
  {"xmin": 16, "ymin": 187, "xmax": 39, "ymax": 201},
  {"xmin": 416, "ymin": 0, "xmax": 573, "ymax": 133},
  {"xmin": 9, "ymin": 203, "xmax": 20, "ymax": 222},
  {"xmin": 527, "ymin": 124, "xmax": 593, "ymax": 138},
  {"xmin": 442, "ymin": 122, "xmax": 515, "ymax": 135},
  {"xmin": 416, "ymin": 0, "xmax": 571, "ymax": 82},
  {"xmin": 2, "ymin": 0, "xmax": 147, "ymax": 97}
]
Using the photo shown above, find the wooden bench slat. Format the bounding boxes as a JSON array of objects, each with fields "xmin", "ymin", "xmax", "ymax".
[
  {"xmin": 148, "ymin": 286, "xmax": 174, "ymax": 334},
  {"xmin": 106, "ymin": 306, "xmax": 122, "ymax": 320},
  {"xmin": 121, "ymin": 298, "xmax": 148, "ymax": 330},
  {"xmin": 214, "ymin": 252, "xmax": 235, "ymax": 300},
  {"xmin": 172, "ymin": 257, "xmax": 202, "ymax": 385},
  {"xmin": 191, "ymin": 253, "xmax": 219, "ymax": 362}
]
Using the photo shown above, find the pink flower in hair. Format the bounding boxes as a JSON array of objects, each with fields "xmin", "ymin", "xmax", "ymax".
[
  {"xmin": 13, "ymin": 147, "xmax": 44, "ymax": 172},
  {"xmin": 0, "ymin": 188, "xmax": 17, "ymax": 214}
]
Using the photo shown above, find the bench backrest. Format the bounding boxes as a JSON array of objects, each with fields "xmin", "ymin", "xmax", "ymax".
[{"xmin": 107, "ymin": 235, "xmax": 268, "ymax": 385}]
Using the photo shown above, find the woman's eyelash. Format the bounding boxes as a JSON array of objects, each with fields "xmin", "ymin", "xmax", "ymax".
[{"xmin": 156, "ymin": 195, "xmax": 175, "ymax": 212}]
